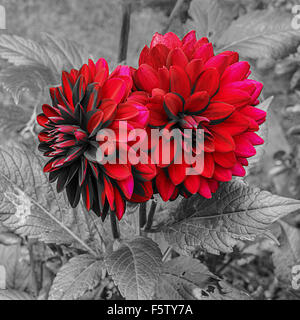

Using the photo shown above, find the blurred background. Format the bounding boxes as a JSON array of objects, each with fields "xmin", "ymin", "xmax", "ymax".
[{"xmin": 1, "ymin": 0, "xmax": 300, "ymax": 300}]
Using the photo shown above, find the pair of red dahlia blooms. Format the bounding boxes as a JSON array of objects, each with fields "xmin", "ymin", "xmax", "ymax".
[{"xmin": 37, "ymin": 31, "xmax": 266, "ymax": 220}]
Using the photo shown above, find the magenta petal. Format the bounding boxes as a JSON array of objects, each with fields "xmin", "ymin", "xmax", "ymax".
[
  {"xmin": 234, "ymin": 136, "xmax": 257, "ymax": 157},
  {"xmin": 231, "ymin": 162, "xmax": 246, "ymax": 177},
  {"xmin": 118, "ymin": 175, "xmax": 134, "ymax": 199},
  {"xmin": 221, "ymin": 61, "xmax": 250, "ymax": 85}
]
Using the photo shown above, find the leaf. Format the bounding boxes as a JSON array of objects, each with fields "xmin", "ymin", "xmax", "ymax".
[
  {"xmin": 0, "ymin": 103, "xmax": 31, "ymax": 135},
  {"xmin": 0, "ymin": 65, "xmax": 57, "ymax": 105},
  {"xmin": 0, "ymin": 34, "xmax": 93, "ymax": 104},
  {"xmin": 43, "ymin": 33, "xmax": 94, "ymax": 71},
  {"xmin": 0, "ymin": 232, "xmax": 20, "ymax": 245},
  {"xmin": 0, "ymin": 243, "xmax": 31, "ymax": 291},
  {"xmin": 271, "ymin": 221, "xmax": 300, "ymax": 285},
  {"xmin": 0, "ymin": 146, "xmax": 97, "ymax": 254},
  {"xmin": 0, "ymin": 289, "xmax": 34, "ymax": 300},
  {"xmin": 185, "ymin": 0, "xmax": 236, "ymax": 43},
  {"xmin": 0, "ymin": 35, "xmax": 59, "ymax": 104},
  {"xmin": 49, "ymin": 254, "xmax": 104, "ymax": 300},
  {"xmin": 216, "ymin": 9, "xmax": 300, "ymax": 60},
  {"xmin": 105, "ymin": 237, "xmax": 162, "ymax": 300},
  {"xmin": 163, "ymin": 179, "xmax": 300, "ymax": 255},
  {"xmin": 0, "ymin": 34, "xmax": 57, "ymax": 68},
  {"xmin": 246, "ymin": 96, "xmax": 274, "ymax": 174},
  {"xmin": 155, "ymin": 257, "xmax": 250, "ymax": 300}
]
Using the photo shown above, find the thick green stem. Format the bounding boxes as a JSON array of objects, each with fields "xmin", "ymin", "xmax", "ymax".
[
  {"xmin": 110, "ymin": 212, "xmax": 120, "ymax": 239},
  {"xmin": 145, "ymin": 200, "xmax": 157, "ymax": 231},
  {"xmin": 139, "ymin": 202, "xmax": 147, "ymax": 229},
  {"xmin": 118, "ymin": 1, "xmax": 132, "ymax": 63}
]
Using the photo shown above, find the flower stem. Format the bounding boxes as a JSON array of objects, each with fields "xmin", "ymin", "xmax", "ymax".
[
  {"xmin": 118, "ymin": 0, "xmax": 132, "ymax": 63},
  {"xmin": 139, "ymin": 202, "xmax": 147, "ymax": 229},
  {"xmin": 145, "ymin": 199, "xmax": 157, "ymax": 231},
  {"xmin": 110, "ymin": 212, "xmax": 120, "ymax": 240}
]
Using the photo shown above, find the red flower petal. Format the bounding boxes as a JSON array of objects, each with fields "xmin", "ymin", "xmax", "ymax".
[
  {"xmin": 242, "ymin": 132, "xmax": 264, "ymax": 145},
  {"xmin": 134, "ymin": 161, "xmax": 157, "ymax": 181},
  {"xmin": 87, "ymin": 84, "xmax": 102, "ymax": 112},
  {"xmin": 158, "ymin": 67, "xmax": 170, "ymax": 92},
  {"xmin": 202, "ymin": 153, "xmax": 215, "ymax": 178},
  {"xmin": 212, "ymin": 88, "xmax": 251, "ymax": 107},
  {"xmin": 213, "ymin": 165, "xmax": 232, "ymax": 182},
  {"xmin": 42, "ymin": 104, "xmax": 60, "ymax": 118},
  {"xmin": 168, "ymin": 163, "xmax": 187, "ymax": 185},
  {"xmin": 205, "ymin": 54, "xmax": 230, "ymax": 76},
  {"xmin": 164, "ymin": 92, "xmax": 184, "ymax": 117},
  {"xmin": 185, "ymin": 59, "xmax": 203, "ymax": 86},
  {"xmin": 114, "ymin": 187, "xmax": 125, "ymax": 220},
  {"xmin": 156, "ymin": 169, "xmax": 175, "ymax": 201},
  {"xmin": 38, "ymin": 132, "xmax": 52, "ymax": 142},
  {"xmin": 220, "ymin": 61, "xmax": 250, "ymax": 85},
  {"xmin": 182, "ymin": 30, "xmax": 197, "ymax": 46},
  {"xmin": 210, "ymin": 127, "xmax": 235, "ymax": 153},
  {"xmin": 150, "ymin": 32, "xmax": 181, "ymax": 49},
  {"xmin": 182, "ymin": 31, "xmax": 197, "ymax": 59},
  {"xmin": 184, "ymin": 175, "xmax": 200, "ymax": 194},
  {"xmin": 184, "ymin": 91, "xmax": 210, "ymax": 114},
  {"xmin": 115, "ymin": 103, "xmax": 139, "ymax": 120},
  {"xmin": 131, "ymin": 181, "xmax": 153, "ymax": 203},
  {"xmin": 62, "ymin": 71, "xmax": 74, "ymax": 108},
  {"xmin": 134, "ymin": 64, "xmax": 159, "ymax": 93},
  {"xmin": 219, "ymin": 51, "xmax": 239, "ymax": 65},
  {"xmin": 208, "ymin": 179, "xmax": 219, "ymax": 193},
  {"xmin": 194, "ymin": 68, "xmax": 220, "ymax": 97},
  {"xmin": 37, "ymin": 114, "xmax": 49, "ymax": 127},
  {"xmin": 241, "ymin": 106, "xmax": 266, "ymax": 124},
  {"xmin": 198, "ymin": 177, "xmax": 212, "ymax": 198},
  {"xmin": 104, "ymin": 163, "xmax": 131, "ymax": 181},
  {"xmin": 231, "ymin": 162, "xmax": 246, "ymax": 177},
  {"xmin": 166, "ymin": 47, "xmax": 189, "ymax": 69},
  {"xmin": 95, "ymin": 58, "xmax": 109, "ymax": 76},
  {"xmin": 118, "ymin": 175, "xmax": 134, "ymax": 199},
  {"xmin": 193, "ymin": 43, "xmax": 214, "ymax": 63},
  {"xmin": 169, "ymin": 66, "xmax": 191, "ymax": 100},
  {"xmin": 148, "ymin": 102, "xmax": 168, "ymax": 127},
  {"xmin": 234, "ymin": 136, "xmax": 257, "ymax": 157},
  {"xmin": 100, "ymin": 99, "xmax": 117, "ymax": 124},
  {"xmin": 222, "ymin": 80, "xmax": 256, "ymax": 96},
  {"xmin": 102, "ymin": 78, "xmax": 127, "ymax": 104},
  {"xmin": 94, "ymin": 68, "xmax": 109, "ymax": 86},
  {"xmin": 216, "ymin": 112, "xmax": 249, "ymax": 136},
  {"xmin": 201, "ymin": 102, "xmax": 234, "ymax": 122},
  {"xmin": 87, "ymin": 110, "xmax": 104, "ymax": 134},
  {"xmin": 104, "ymin": 176, "xmax": 115, "ymax": 211},
  {"xmin": 150, "ymin": 44, "xmax": 170, "ymax": 69},
  {"xmin": 79, "ymin": 64, "xmax": 91, "ymax": 85},
  {"xmin": 213, "ymin": 151, "xmax": 237, "ymax": 168},
  {"xmin": 139, "ymin": 45, "xmax": 152, "ymax": 66}
]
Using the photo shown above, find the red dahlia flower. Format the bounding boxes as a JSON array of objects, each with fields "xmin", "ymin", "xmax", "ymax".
[
  {"xmin": 37, "ymin": 59, "xmax": 156, "ymax": 220},
  {"xmin": 133, "ymin": 31, "xmax": 266, "ymax": 201}
]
